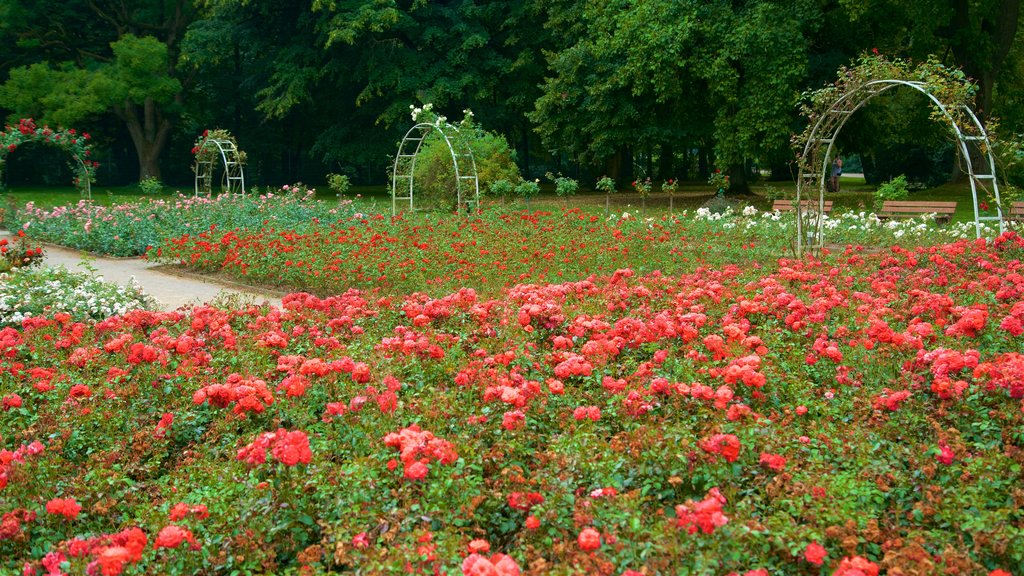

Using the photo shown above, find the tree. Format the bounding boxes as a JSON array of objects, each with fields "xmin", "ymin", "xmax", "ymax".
[
  {"xmin": 531, "ymin": 0, "xmax": 811, "ymax": 192},
  {"xmin": 835, "ymin": 0, "xmax": 1020, "ymax": 121},
  {"xmin": 0, "ymin": 0, "xmax": 194, "ymax": 180}
]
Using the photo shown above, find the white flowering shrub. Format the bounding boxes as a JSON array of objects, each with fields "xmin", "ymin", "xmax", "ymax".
[{"xmin": 0, "ymin": 266, "xmax": 155, "ymax": 327}]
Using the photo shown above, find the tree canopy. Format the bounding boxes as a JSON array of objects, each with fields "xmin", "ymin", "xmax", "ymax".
[{"xmin": 0, "ymin": 0, "xmax": 1019, "ymax": 187}]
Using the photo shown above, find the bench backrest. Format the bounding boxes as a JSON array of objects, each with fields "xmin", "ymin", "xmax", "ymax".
[
  {"xmin": 1009, "ymin": 202, "xmax": 1024, "ymax": 218},
  {"xmin": 880, "ymin": 200, "xmax": 957, "ymax": 215},
  {"xmin": 772, "ymin": 199, "xmax": 834, "ymax": 213}
]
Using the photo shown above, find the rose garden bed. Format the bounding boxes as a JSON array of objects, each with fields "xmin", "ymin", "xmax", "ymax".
[{"xmin": 2, "ymin": 224, "xmax": 1024, "ymax": 574}]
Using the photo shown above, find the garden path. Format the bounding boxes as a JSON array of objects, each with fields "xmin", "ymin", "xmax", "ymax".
[{"xmin": 1, "ymin": 230, "xmax": 282, "ymax": 311}]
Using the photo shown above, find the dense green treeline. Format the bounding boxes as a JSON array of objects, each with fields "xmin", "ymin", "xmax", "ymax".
[{"xmin": 0, "ymin": 0, "xmax": 1021, "ymax": 189}]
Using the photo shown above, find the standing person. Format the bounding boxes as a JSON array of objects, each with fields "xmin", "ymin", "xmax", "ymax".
[{"xmin": 830, "ymin": 156, "xmax": 843, "ymax": 193}]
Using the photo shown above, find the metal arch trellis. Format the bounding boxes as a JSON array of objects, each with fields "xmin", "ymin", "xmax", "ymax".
[
  {"xmin": 795, "ymin": 79, "xmax": 1004, "ymax": 256},
  {"xmin": 391, "ymin": 122, "xmax": 479, "ymax": 216},
  {"xmin": 0, "ymin": 155, "xmax": 91, "ymax": 199},
  {"xmin": 194, "ymin": 138, "xmax": 246, "ymax": 196}
]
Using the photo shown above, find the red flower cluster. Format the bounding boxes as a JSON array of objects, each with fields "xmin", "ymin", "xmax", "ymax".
[
  {"xmin": 577, "ymin": 527, "xmax": 601, "ymax": 552},
  {"xmin": 193, "ymin": 373, "xmax": 274, "ymax": 417},
  {"xmin": 49, "ymin": 526, "xmax": 148, "ymax": 576},
  {"xmin": 383, "ymin": 424, "xmax": 458, "ymax": 481},
  {"xmin": 804, "ymin": 542, "xmax": 827, "ymax": 565},
  {"xmin": 0, "ymin": 440, "xmax": 44, "ymax": 490},
  {"xmin": 758, "ymin": 452, "xmax": 786, "ymax": 471},
  {"xmin": 0, "ymin": 509, "xmax": 35, "ymax": 541},
  {"xmin": 701, "ymin": 433, "xmax": 742, "ymax": 463},
  {"xmin": 832, "ymin": 555, "xmax": 879, "ymax": 576},
  {"xmin": 153, "ymin": 525, "xmax": 200, "ymax": 550},
  {"xmin": 462, "ymin": 552, "xmax": 521, "ymax": 576},
  {"xmin": 167, "ymin": 502, "xmax": 209, "ymax": 521},
  {"xmin": 46, "ymin": 497, "xmax": 82, "ymax": 520},
  {"xmin": 675, "ymin": 488, "xmax": 729, "ymax": 534},
  {"xmin": 507, "ymin": 491, "xmax": 544, "ymax": 511},
  {"xmin": 236, "ymin": 428, "xmax": 312, "ymax": 466}
]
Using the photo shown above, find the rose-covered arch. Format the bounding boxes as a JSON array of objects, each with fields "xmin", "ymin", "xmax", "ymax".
[
  {"xmin": 0, "ymin": 119, "xmax": 97, "ymax": 199},
  {"xmin": 192, "ymin": 129, "xmax": 247, "ymax": 196},
  {"xmin": 793, "ymin": 55, "xmax": 1005, "ymax": 255}
]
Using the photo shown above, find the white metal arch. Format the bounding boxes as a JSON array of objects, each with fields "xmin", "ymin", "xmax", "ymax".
[
  {"xmin": 796, "ymin": 79, "xmax": 1003, "ymax": 255},
  {"xmin": 194, "ymin": 138, "xmax": 246, "ymax": 196},
  {"xmin": 391, "ymin": 122, "xmax": 479, "ymax": 216}
]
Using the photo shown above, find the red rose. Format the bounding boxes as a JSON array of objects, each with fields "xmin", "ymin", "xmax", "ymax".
[
  {"xmin": 804, "ymin": 542, "xmax": 827, "ymax": 565},
  {"xmin": 577, "ymin": 528, "xmax": 601, "ymax": 552}
]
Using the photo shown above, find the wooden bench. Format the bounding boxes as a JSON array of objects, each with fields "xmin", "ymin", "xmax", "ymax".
[
  {"xmin": 1007, "ymin": 201, "xmax": 1024, "ymax": 223},
  {"xmin": 772, "ymin": 199, "xmax": 834, "ymax": 214},
  {"xmin": 878, "ymin": 201, "xmax": 957, "ymax": 224}
]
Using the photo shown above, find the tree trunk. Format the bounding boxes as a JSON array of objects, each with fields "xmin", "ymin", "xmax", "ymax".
[
  {"xmin": 659, "ymin": 143, "xmax": 674, "ymax": 180},
  {"xmin": 116, "ymin": 98, "xmax": 173, "ymax": 181},
  {"xmin": 727, "ymin": 163, "xmax": 751, "ymax": 195},
  {"xmin": 520, "ymin": 121, "xmax": 531, "ymax": 177},
  {"xmin": 948, "ymin": 0, "xmax": 1020, "ymax": 121}
]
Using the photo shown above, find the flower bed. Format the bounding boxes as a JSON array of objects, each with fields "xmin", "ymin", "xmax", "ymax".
[
  {"xmin": 5, "ymin": 187, "xmax": 355, "ymax": 257},
  {"xmin": 2, "ymin": 233, "xmax": 1023, "ymax": 574},
  {"xmin": 154, "ymin": 207, "xmax": 997, "ymax": 299},
  {"xmin": 0, "ymin": 266, "xmax": 154, "ymax": 327}
]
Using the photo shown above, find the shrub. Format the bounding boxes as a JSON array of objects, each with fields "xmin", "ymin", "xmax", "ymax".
[
  {"xmin": 327, "ymin": 173, "xmax": 351, "ymax": 198},
  {"xmin": 9, "ymin": 190, "xmax": 356, "ymax": 257},
  {"xmin": 0, "ymin": 230, "xmax": 43, "ymax": 273},
  {"xmin": 488, "ymin": 178, "xmax": 515, "ymax": 198},
  {"xmin": 546, "ymin": 172, "xmax": 579, "ymax": 197},
  {"xmin": 0, "ymin": 265, "xmax": 154, "ymax": 327},
  {"xmin": 408, "ymin": 106, "xmax": 520, "ymax": 211},
  {"xmin": 874, "ymin": 174, "xmax": 909, "ymax": 211},
  {"xmin": 138, "ymin": 176, "xmax": 163, "ymax": 195},
  {"xmin": 514, "ymin": 179, "xmax": 540, "ymax": 199},
  {"xmin": 595, "ymin": 176, "xmax": 616, "ymax": 194}
]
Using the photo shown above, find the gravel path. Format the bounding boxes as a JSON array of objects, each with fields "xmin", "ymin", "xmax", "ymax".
[{"xmin": 1, "ymin": 230, "xmax": 282, "ymax": 310}]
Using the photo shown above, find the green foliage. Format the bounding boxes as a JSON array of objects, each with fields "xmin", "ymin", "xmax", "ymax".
[
  {"xmin": 327, "ymin": 173, "xmax": 351, "ymax": 197},
  {"xmin": 632, "ymin": 177, "xmax": 652, "ymax": 197},
  {"xmin": 488, "ymin": 178, "xmax": 515, "ymax": 197},
  {"xmin": 138, "ymin": 176, "xmax": 163, "ymax": 195},
  {"xmin": 0, "ymin": 35, "xmax": 181, "ymax": 127},
  {"xmin": 409, "ymin": 106, "xmax": 520, "ymax": 211},
  {"xmin": 874, "ymin": 174, "xmax": 909, "ymax": 210},
  {"xmin": 546, "ymin": 172, "xmax": 579, "ymax": 197},
  {"xmin": 513, "ymin": 179, "xmax": 540, "ymax": 199},
  {"xmin": 595, "ymin": 176, "xmax": 616, "ymax": 194}
]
